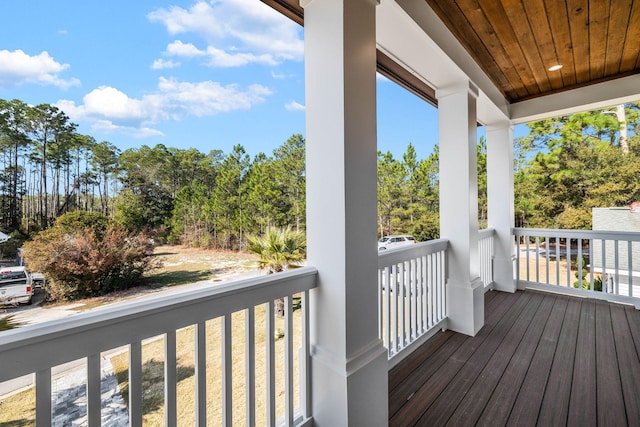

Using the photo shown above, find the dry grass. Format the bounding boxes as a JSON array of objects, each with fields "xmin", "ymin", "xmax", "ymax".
[
  {"xmin": 147, "ymin": 246, "xmax": 258, "ymax": 288},
  {"xmin": 110, "ymin": 302, "xmax": 303, "ymax": 426},
  {"xmin": 0, "ymin": 387, "xmax": 35, "ymax": 426}
]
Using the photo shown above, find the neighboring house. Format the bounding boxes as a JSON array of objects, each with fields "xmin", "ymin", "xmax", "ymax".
[{"xmin": 592, "ymin": 207, "xmax": 640, "ymax": 295}]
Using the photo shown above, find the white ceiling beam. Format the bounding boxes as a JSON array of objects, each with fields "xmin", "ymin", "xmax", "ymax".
[{"xmin": 509, "ymin": 74, "xmax": 640, "ymax": 123}]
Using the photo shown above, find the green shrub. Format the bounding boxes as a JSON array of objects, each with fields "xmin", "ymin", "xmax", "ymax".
[
  {"xmin": 53, "ymin": 211, "xmax": 110, "ymax": 238},
  {"xmin": 573, "ymin": 256, "xmax": 603, "ymax": 291},
  {"xmin": 23, "ymin": 219, "xmax": 156, "ymax": 301},
  {"xmin": 411, "ymin": 214, "xmax": 440, "ymax": 242}
]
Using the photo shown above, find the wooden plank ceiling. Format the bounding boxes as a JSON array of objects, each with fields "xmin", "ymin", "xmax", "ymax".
[
  {"xmin": 426, "ymin": 0, "xmax": 640, "ymax": 103},
  {"xmin": 263, "ymin": 0, "xmax": 640, "ymax": 104}
]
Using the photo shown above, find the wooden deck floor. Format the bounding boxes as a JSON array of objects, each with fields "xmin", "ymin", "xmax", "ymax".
[{"xmin": 389, "ymin": 290, "xmax": 640, "ymax": 426}]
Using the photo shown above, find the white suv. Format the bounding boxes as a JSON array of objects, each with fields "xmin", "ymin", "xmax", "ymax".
[{"xmin": 378, "ymin": 235, "xmax": 416, "ymax": 251}]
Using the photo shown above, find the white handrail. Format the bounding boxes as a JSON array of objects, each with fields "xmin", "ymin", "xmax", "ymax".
[
  {"xmin": 513, "ymin": 227, "xmax": 640, "ymax": 308},
  {"xmin": 0, "ymin": 267, "xmax": 317, "ymax": 426},
  {"xmin": 378, "ymin": 240, "xmax": 449, "ymax": 366},
  {"xmin": 478, "ymin": 228, "xmax": 496, "ymax": 289}
]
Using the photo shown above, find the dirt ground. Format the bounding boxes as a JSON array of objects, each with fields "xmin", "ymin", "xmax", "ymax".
[{"xmin": 147, "ymin": 244, "xmax": 259, "ymax": 280}]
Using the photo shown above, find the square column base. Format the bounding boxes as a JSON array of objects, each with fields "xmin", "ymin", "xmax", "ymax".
[
  {"xmin": 492, "ymin": 255, "xmax": 516, "ymax": 293},
  {"xmin": 446, "ymin": 277, "xmax": 484, "ymax": 336},
  {"xmin": 311, "ymin": 341, "xmax": 388, "ymax": 426}
]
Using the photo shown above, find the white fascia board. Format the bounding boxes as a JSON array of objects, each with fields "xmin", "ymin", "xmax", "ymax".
[
  {"xmin": 509, "ymin": 74, "xmax": 640, "ymax": 123},
  {"xmin": 378, "ymin": 0, "xmax": 510, "ymax": 126}
]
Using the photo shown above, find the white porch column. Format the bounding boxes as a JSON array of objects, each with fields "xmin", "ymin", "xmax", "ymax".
[
  {"xmin": 437, "ymin": 81, "xmax": 484, "ymax": 336},
  {"xmin": 302, "ymin": 0, "xmax": 387, "ymax": 426},
  {"xmin": 486, "ymin": 123, "xmax": 516, "ymax": 293}
]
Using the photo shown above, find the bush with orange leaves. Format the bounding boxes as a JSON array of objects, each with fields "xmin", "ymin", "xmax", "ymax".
[{"xmin": 23, "ymin": 212, "xmax": 156, "ymax": 301}]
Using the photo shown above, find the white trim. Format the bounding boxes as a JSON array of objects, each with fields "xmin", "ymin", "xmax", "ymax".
[{"xmin": 311, "ymin": 339, "xmax": 387, "ymax": 377}]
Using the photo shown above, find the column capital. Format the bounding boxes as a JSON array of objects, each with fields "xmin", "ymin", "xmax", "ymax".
[
  {"xmin": 436, "ymin": 80, "xmax": 479, "ymax": 100},
  {"xmin": 486, "ymin": 122, "xmax": 514, "ymax": 132},
  {"xmin": 484, "ymin": 117, "xmax": 513, "ymax": 131}
]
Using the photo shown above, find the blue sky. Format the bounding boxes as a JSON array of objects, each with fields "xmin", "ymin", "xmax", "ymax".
[{"xmin": 0, "ymin": 0, "xmax": 515, "ymax": 162}]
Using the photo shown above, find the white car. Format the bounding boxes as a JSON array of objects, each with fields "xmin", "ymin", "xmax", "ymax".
[
  {"xmin": 0, "ymin": 266, "xmax": 33, "ymax": 305},
  {"xmin": 378, "ymin": 235, "xmax": 416, "ymax": 251}
]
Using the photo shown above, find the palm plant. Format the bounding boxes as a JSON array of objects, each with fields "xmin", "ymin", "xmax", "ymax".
[
  {"xmin": 248, "ymin": 227, "xmax": 306, "ymax": 316},
  {"xmin": 0, "ymin": 314, "xmax": 22, "ymax": 331}
]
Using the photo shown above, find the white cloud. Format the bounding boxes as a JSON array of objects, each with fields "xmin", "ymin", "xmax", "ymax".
[
  {"xmin": 151, "ymin": 58, "xmax": 181, "ymax": 70},
  {"xmin": 154, "ymin": 77, "xmax": 272, "ymax": 118},
  {"xmin": 148, "ymin": 0, "xmax": 303, "ymax": 68},
  {"xmin": 56, "ymin": 77, "xmax": 272, "ymax": 138},
  {"xmin": 161, "ymin": 40, "xmax": 277, "ymax": 67},
  {"xmin": 0, "ymin": 49, "xmax": 80, "ymax": 89},
  {"xmin": 165, "ymin": 40, "xmax": 205, "ymax": 58},
  {"xmin": 203, "ymin": 45, "xmax": 277, "ymax": 67},
  {"xmin": 285, "ymin": 101, "xmax": 305, "ymax": 112},
  {"xmin": 148, "ymin": 2, "xmax": 221, "ymax": 38}
]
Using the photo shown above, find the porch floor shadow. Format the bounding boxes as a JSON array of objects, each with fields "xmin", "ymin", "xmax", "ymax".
[{"xmin": 389, "ymin": 289, "xmax": 640, "ymax": 426}]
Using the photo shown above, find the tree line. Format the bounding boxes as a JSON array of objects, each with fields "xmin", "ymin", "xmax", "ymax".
[
  {"xmin": 376, "ymin": 104, "xmax": 640, "ymax": 236},
  {"xmin": 2, "ymin": 97, "xmax": 639, "ymax": 252},
  {"xmin": 0, "ymin": 99, "xmax": 119, "ymax": 233},
  {"xmin": 514, "ymin": 104, "xmax": 640, "ymax": 229},
  {"xmin": 0, "ymin": 98, "xmax": 306, "ymax": 249}
]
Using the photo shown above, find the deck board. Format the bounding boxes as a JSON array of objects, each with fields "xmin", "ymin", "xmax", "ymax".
[
  {"xmin": 444, "ymin": 292, "xmax": 544, "ymax": 426},
  {"xmin": 624, "ymin": 304, "xmax": 640, "ymax": 358},
  {"xmin": 415, "ymin": 292, "xmax": 534, "ymax": 425},
  {"xmin": 389, "ymin": 290, "xmax": 640, "ymax": 426},
  {"xmin": 475, "ymin": 293, "xmax": 556, "ymax": 426},
  {"xmin": 505, "ymin": 295, "xmax": 568, "ymax": 427},
  {"xmin": 536, "ymin": 296, "xmax": 581, "ymax": 426},
  {"xmin": 389, "ymin": 291, "xmax": 529, "ymax": 426},
  {"xmin": 613, "ymin": 306, "xmax": 640, "ymax": 423},
  {"xmin": 388, "ymin": 330, "xmax": 455, "ymax": 392},
  {"xmin": 567, "ymin": 298, "xmax": 597, "ymax": 425},
  {"xmin": 594, "ymin": 301, "xmax": 627, "ymax": 426},
  {"xmin": 388, "ymin": 289, "xmax": 507, "ymax": 417}
]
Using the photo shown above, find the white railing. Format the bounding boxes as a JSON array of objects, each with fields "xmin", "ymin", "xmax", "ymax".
[
  {"xmin": 478, "ymin": 228, "xmax": 496, "ymax": 289},
  {"xmin": 378, "ymin": 240, "xmax": 449, "ymax": 366},
  {"xmin": 514, "ymin": 228, "xmax": 640, "ymax": 308},
  {"xmin": 0, "ymin": 267, "xmax": 317, "ymax": 427}
]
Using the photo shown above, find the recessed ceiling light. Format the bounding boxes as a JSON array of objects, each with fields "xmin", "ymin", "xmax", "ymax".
[{"xmin": 548, "ymin": 64, "xmax": 563, "ymax": 71}]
